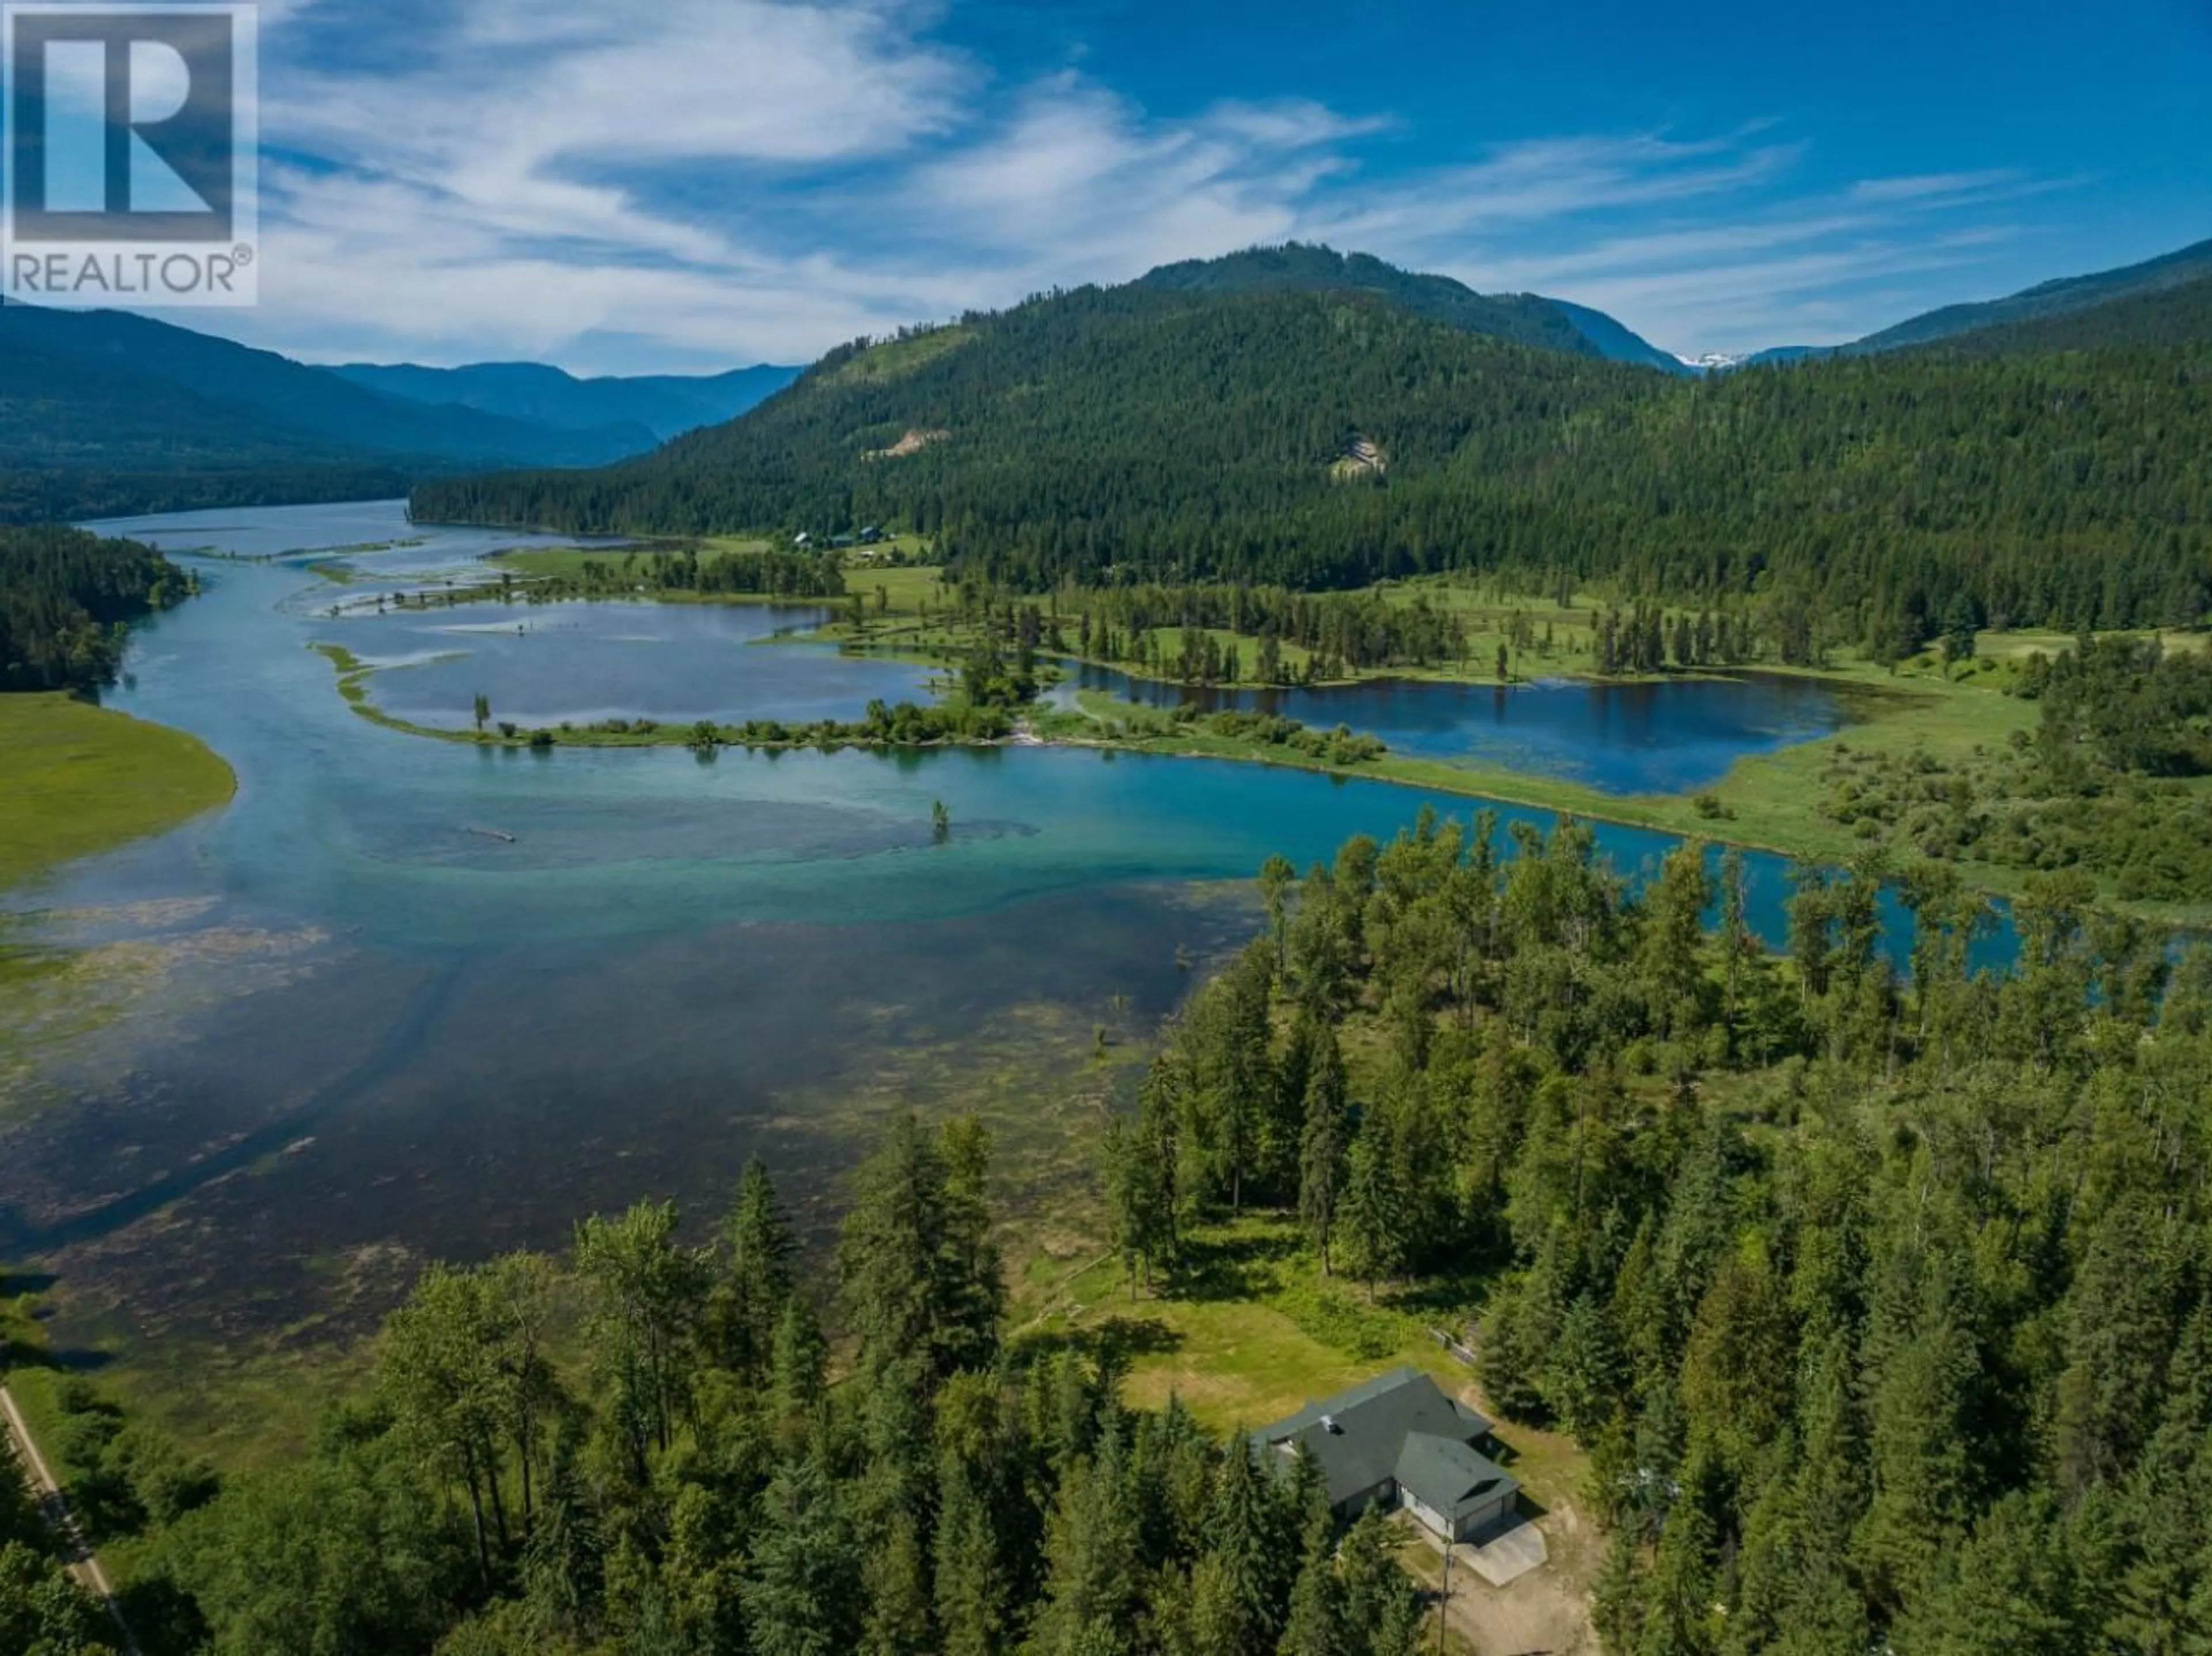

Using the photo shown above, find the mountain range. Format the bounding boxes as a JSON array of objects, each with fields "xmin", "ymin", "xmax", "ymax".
[
  {"xmin": 327, "ymin": 360, "xmax": 802, "ymax": 444},
  {"xmin": 410, "ymin": 228, "xmax": 2210, "ymax": 655},
  {"xmin": 2, "ymin": 233, "xmax": 2207, "ymax": 525},
  {"xmin": 1135, "ymin": 244, "xmax": 1678, "ymax": 368},
  {"xmin": 1734, "ymin": 236, "xmax": 2212, "ymax": 365},
  {"xmin": 0, "ymin": 307, "xmax": 800, "ymax": 523}
]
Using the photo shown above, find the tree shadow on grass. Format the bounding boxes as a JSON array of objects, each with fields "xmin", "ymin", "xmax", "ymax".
[
  {"xmin": 0, "ymin": 1336, "xmax": 115, "ymax": 1375},
  {"xmin": 44, "ymin": 1347, "xmax": 116, "ymax": 1374},
  {"xmin": 1089, "ymin": 1314, "xmax": 1185, "ymax": 1364},
  {"xmin": 1020, "ymin": 1314, "xmax": 1185, "ymax": 1369},
  {"xmin": 1158, "ymin": 1224, "xmax": 1301, "ymax": 1304}
]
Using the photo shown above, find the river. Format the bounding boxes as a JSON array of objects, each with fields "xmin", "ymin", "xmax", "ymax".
[{"xmin": 0, "ymin": 501, "xmax": 2004, "ymax": 1358}]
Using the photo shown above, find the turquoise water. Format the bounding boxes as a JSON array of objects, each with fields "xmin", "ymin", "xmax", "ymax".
[{"xmin": 0, "ymin": 502, "xmax": 2003, "ymax": 1341}]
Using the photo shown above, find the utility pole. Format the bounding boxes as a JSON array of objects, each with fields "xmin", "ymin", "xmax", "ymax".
[{"xmin": 1436, "ymin": 1498, "xmax": 1462, "ymax": 1656}]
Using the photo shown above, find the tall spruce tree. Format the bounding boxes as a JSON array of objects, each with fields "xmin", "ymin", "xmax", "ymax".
[{"xmin": 1297, "ymin": 1020, "xmax": 1350, "ymax": 1276}]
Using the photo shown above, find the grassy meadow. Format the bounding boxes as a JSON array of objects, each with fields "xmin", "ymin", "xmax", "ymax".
[{"xmin": 0, "ymin": 693, "xmax": 234, "ymax": 894}]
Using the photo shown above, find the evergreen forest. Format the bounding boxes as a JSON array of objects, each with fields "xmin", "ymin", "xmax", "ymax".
[{"xmin": 9, "ymin": 813, "xmax": 2212, "ymax": 1656}]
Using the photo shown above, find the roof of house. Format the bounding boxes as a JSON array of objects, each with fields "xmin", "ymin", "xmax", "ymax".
[
  {"xmin": 1254, "ymin": 1366, "xmax": 1516, "ymax": 1518},
  {"xmin": 1397, "ymin": 1433, "xmax": 1513, "ymax": 1511}
]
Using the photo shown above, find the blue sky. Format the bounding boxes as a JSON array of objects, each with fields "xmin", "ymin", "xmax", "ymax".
[{"xmin": 220, "ymin": 0, "xmax": 2212, "ymax": 373}]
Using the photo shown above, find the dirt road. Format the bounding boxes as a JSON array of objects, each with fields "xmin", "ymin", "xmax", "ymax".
[{"xmin": 1, "ymin": 1379, "xmax": 139, "ymax": 1654}]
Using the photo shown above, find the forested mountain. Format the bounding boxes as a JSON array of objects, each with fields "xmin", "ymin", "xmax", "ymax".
[
  {"xmin": 1135, "ymin": 245, "xmax": 1685, "ymax": 371},
  {"xmin": 1736, "ymin": 344, "xmax": 1833, "ymax": 365},
  {"xmin": 1848, "ymin": 235, "xmax": 2212, "ymax": 353},
  {"xmin": 1136, "ymin": 244, "xmax": 1612, "ymax": 358},
  {"xmin": 328, "ymin": 360, "xmax": 801, "ymax": 443},
  {"xmin": 0, "ymin": 315, "xmax": 418, "ymax": 521},
  {"xmin": 1682, "ymin": 240, "xmax": 2212, "ymax": 368},
  {"xmin": 0, "ymin": 524, "xmax": 191, "ymax": 690},
  {"xmin": 1908, "ymin": 270, "xmax": 2212, "ymax": 356},
  {"xmin": 415, "ymin": 263, "xmax": 2212, "ymax": 644},
  {"xmin": 0, "ymin": 308, "xmax": 653, "ymax": 465},
  {"xmin": 412, "ymin": 283, "xmax": 1657, "ymax": 556},
  {"xmin": 0, "ymin": 306, "xmax": 678, "ymax": 521},
  {"xmin": 1544, "ymin": 298, "xmax": 1691, "ymax": 373}
]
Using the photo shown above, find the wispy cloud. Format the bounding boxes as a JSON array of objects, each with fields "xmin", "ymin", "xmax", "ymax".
[
  {"xmin": 1849, "ymin": 169, "xmax": 2022, "ymax": 202},
  {"xmin": 1309, "ymin": 130, "xmax": 1806, "ymax": 253},
  {"xmin": 1520, "ymin": 231, "xmax": 2018, "ymax": 354},
  {"xmin": 219, "ymin": 0, "xmax": 2074, "ymax": 370}
]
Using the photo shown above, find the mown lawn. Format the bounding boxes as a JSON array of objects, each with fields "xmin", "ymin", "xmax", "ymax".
[{"xmin": 1025, "ymin": 1211, "xmax": 1592, "ymax": 1516}]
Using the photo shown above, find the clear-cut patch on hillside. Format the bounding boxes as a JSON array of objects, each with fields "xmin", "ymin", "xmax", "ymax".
[
  {"xmin": 866, "ymin": 427, "xmax": 950, "ymax": 460},
  {"xmin": 1331, "ymin": 434, "xmax": 1387, "ymax": 479}
]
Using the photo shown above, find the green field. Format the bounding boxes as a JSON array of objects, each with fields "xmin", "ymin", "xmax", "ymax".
[
  {"xmin": 0, "ymin": 693, "xmax": 235, "ymax": 894},
  {"xmin": 1021, "ymin": 1210, "xmax": 1590, "ymax": 1530}
]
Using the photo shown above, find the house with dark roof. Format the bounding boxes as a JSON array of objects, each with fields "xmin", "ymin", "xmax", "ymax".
[{"xmin": 1253, "ymin": 1367, "xmax": 1520, "ymax": 1542}]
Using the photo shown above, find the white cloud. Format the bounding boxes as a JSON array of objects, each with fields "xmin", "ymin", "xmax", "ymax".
[
  {"xmin": 1308, "ymin": 131, "xmax": 1805, "ymax": 255},
  {"xmin": 275, "ymin": 0, "xmax": 971, "ymax": 170},
  {"xmin": 1849, "ymin": 169, "xmax": 2022, "ymax": 202},
  {"xmin": 1528, "ymin": 235, "xmax": 2014, "ymax": 355},
  {"xmin": 899, "ymin": 81, "xmax": 1353, "ymax": 282},
  {"xmin": 200, "ymin": 0, "xmax": 2071, "ymax": 370}
]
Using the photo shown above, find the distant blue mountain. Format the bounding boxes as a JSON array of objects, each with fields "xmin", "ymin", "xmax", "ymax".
[
  {"xmin": 0, "ymin": 304, "xmax": 709, "ymax": 521},
  {"xmin": 1699, "ymin": 239, "xmax": 2212, "ymax": 370},
  {"xmin": 330, "ymin": 360, "xmax": 802, "ymax": 443},
  {"xmin": 1844, "ymin": 237, "xmax": 2212, "ymax": 354},
  {"xmin": 0, "ymin": 305, "xmax": 654, "ymax": 468},
  {"xmin": 1743, "ymin": 345, "xmax": 1838, "ymax": 366},
  {"xmin": 1543, "ymin": 300, "xmax": 1691, "ymax": 375}
]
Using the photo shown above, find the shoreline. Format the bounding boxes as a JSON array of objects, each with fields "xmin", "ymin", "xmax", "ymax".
[
  {"xmin": 65, "ymin": 533, "xmax": 2196, "ymax": 930},
  {"xmin": 0, "ymin": 694, "xmax": 237, "ymax": 897},
  {"xmin": 301, "ymin": 636, "xmax": 2208, "ymax": 930}
]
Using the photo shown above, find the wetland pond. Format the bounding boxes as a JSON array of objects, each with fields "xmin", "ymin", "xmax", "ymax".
[
  {"xmin": 1, "ymin": 501, "xmax": 2006, "ymax": 1364},
  {"xmin": 353, "ymin": 601, "xmax": 938, "ymax": 731},
  {"xmin": 1064, "ymin": 663, "xmax": 1856, "ymax": 795}
]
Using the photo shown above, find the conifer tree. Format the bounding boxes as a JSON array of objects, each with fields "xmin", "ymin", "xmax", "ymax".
[
  {"xmin": 839, "ymin": 1113, "xmax": 1003, "ymax": 1389},
  {"xmin": 1297, "ymin": 1021, "xmax": 1350, "ymax": 1276},
  {"xmin": 767, "ymin": 1295, "xmax": 828, "ymax": 1453},
  {"xmin": 1030, "ymin": 1429, "xmax": 1142, "ymax": 1656},
  {"xmin": 1337, "ymin": 1508, "xmax": 1422, "ymax": 1656},
  {"xmin": 1337, "ymin": 1128, "xmax": 1407, "ymax": 1296},
  {"xmin": 934, "ymin": 1457, "xmax": 1013, "ymax": 1656},
  {"xmin": 1203, "ymin": 1438, "xmax": 1297, "ymax": 1655},
  {"xmin": 744, "ymin": 1458, "xmax": 862, "ymax": 1656},
  {"xmin": 716, "ymin": 1155, "xmax": 796, "ymax": 1381},
  {"xmin": 572, "ymin": 1201, "xmax": 710, "ymax": 1476}
]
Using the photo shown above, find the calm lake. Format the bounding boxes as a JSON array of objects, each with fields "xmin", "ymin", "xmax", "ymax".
[
  {"xmin": 0, "ymin": 501, "xmax": 2003, "ymax": 1358},
  {"xmin": 354, "ymin": 600, "xmax": 937, "ymax": 731},
  {"xmin": 1065, "ymin": 664, "xmax": 1854, "ymax": 795}
]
